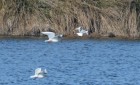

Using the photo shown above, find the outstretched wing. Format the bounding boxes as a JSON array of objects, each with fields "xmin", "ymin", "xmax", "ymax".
[
  {"xmin": 81, "ymin": 29, "xmax": 88, "ymax": 35},
  {"xmin": 75, "ymin": 27, "xmax": 81, "ymax": 32},
  {"xmin": 44, "ymin": 69, "xmax": 47, "ymax": 74},
  {"xmin": 77, "ymin": 33, "xmax": 83, "ymax": 36},
  {"xmin": 80, "ymin": 29, "xmax": 86, "ymax": 33},
  {"xmin": 35, "ymin": 68, "xmax": 42, "ymax": 75},
  {"xmin": 41, "ymin": 32, "xmax": 55, "ymax": 39}
]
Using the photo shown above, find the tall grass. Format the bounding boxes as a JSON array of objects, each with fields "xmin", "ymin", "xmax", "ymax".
[
  {"xmin": 1, "ymin": 0, "xmax": 49, "ymax": 35},
  {"xmin": 0, "ymin": 0, "xmax": 140, "ymax": 38}
]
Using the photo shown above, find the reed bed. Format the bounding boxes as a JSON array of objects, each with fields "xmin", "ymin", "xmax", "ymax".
[{"xmin": 0, "ymin": 0, "xmax": 140, "ymax": 38}]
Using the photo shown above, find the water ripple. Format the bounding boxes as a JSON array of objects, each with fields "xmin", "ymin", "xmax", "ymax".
[{"xmin": 0, "ymin": 38, "xmax": 140, "ymax": 85}]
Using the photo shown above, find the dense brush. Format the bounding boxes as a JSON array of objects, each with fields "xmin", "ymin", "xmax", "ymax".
[{"xmin": 0, "ymin": 0, "xmax": 140, "ymax": 38}]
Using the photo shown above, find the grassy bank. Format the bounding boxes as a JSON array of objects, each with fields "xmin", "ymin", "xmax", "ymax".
[{"xmin": 0, "ymin": 0, "xmax": 140, "ymax": 39}]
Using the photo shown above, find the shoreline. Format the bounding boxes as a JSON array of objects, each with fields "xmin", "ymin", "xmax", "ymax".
[{"xmin": 0, "ymin": 34, "xmax": 139, "ymax": 40}]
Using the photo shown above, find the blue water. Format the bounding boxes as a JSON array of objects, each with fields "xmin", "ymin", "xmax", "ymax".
[{"xmin": 0, "ymin": 37, "xmax": 140, "ymax": 85}]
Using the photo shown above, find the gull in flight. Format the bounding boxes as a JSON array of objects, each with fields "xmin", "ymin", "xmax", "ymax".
[
  {"xmin": 41, "ymin": 32, "xmax": 63, "ymax": 42},
  {"xmin": 75, "ymin": 27, "xmax": 88, "ymax": 36},
  {"xmin": 30, "ymin": 68, "xmax": 47, "ymax": 79}
]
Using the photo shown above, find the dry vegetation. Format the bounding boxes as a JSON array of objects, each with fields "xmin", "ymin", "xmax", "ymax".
[{"xmin": 0, "ymin": 0, "xmax": 140, "ymax": 38}]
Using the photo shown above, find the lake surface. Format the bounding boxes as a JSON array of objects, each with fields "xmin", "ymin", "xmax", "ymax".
[{"xmin": 0, "ymin": 37, "xmax": 140, "ymax": 85}]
